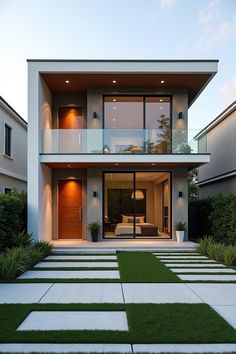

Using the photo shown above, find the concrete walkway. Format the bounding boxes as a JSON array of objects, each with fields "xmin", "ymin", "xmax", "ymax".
[{"xmin": 1, "ymin": 250, "xmax": 236, "ymax": 353}]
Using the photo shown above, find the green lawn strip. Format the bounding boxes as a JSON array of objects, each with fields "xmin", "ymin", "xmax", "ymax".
[
  {"xmin": 0, "ymin": 303, "xmax": 235, "ymax": 344},
  {"xmin": 32, "ymin": 267, "xmax": 119, "ymax": 271},
  {"xmin": 118, "ymin": 252, "xmax": 181, "ymax": 283}
]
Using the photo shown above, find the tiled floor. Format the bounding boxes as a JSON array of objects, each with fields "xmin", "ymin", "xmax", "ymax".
[
  {"xmin": 122, "ymin": 283, "xmax": 202, "ymax": 303},
  {"xmin": 35, "ymin": 261, "xmax": 118, "ymax": 268},
  {"xmin": 46, "ymin": 255, "xmax": 117, "ymax": 260},
  {"xmin": 17, "ymin": 311, "xmax": 129, "ymax": 331},
  {"xmin": 39, "ymin": 283, "xmax": 124, "ymax": 303},
  {"xmin": 19, "ymin": 270, "xmax": 120, "ymax": 279},
  {"xmin": 0, "ymin": 283, "xmax": 53, "ymax": 304}
]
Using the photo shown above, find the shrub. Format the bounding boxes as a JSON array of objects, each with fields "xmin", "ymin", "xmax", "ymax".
[
  {"xmin": 207, "ymin": 243, "xmax": 225, "ymax": 263},
  {"xmin": 33, "ymin": 241, "xmax": 52, "ymax": 257},
  {"xmin": 26, "ymin": 248, "xmax": 44, "ymax": 267},
  {"xmin": 0, "ymin": 248, "xmax": 29, "ymax": 279},
  {"xmin": 189, "ymin": 194, "xmax": 236, "ymax": 245},
  {"xmin": 0, "ymin": 246, "xmax": 46, "ymax": 280},
  {"xmin": 222, "ymin": 246, "xmax": 236, "ymax": 267},
  {"xmin": 210, "ymin": 194, "xmax": 236, "ymax": 245},
  {"xmin": 0, "ymin": 193, "xmax": 24, "ymax": 251},
  {"xmin": 197, "ymin": 235, "xmax": 215, "ymax": 256},
  {"xmin": 175, "ymin": 222, "xmax": 186, "ymax": 231},
  {"xmin": 12, "ymin": 230, "xmax": 33, "ymax": 248}
]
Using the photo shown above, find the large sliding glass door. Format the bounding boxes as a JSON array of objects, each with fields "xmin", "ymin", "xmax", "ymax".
[
  {"xmin": 103, "ymin": 96, "xmax": 171, "ymax": 154},
  {"xmin": 103, "ymin": 172, "xmax": 171, "ymax": 239}
]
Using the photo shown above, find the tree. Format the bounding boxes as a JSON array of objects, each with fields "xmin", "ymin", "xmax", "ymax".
[{"xmin": 188, "ymin": 168, "xmax": 199, "ymax": 200}]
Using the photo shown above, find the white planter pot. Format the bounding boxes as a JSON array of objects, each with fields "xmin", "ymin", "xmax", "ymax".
[{"xmin": 176, "ymin": 230, "xmax": 185, "ymax": 242}]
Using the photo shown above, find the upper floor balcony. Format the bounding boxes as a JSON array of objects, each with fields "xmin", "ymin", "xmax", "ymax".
[{"xmin": 41, "ymin": 128, "xmax": 205, "ymax": 155}]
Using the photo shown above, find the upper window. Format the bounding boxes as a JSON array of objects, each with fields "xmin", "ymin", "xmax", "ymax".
[
  {"xmin": 104, "ymin": 96, "xmax": 144, "ymax": 129},
  {"xmin": 4, "ymin": 124, "xmax": 12, "ymax": 157}
]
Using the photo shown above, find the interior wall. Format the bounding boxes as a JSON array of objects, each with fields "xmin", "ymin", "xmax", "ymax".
[{"xmin": 52, "ymin": 168, "xmax": 87, "ymax": 240}]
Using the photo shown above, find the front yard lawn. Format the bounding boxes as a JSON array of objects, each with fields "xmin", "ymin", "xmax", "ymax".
[
  {"xmin": 118, "ymin": 252, "xmax": 181, "ymax": 283},
  {"xmin": 0, "ymin": 303, "xmax": 235, "ymax": 344}
]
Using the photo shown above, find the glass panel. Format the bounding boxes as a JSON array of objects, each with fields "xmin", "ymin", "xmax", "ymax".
[
  {"xmin": 104, "ymin": 96, "xmax": 144, "ymax": 152},
  {"xmin": 145, "ymin": 97, "xmax": 171, "ymax": 153},
  {"xmin": 104, "ymin": 173, "xmax": 135, "ymax": 239},
  {"xmin": 135, "ymin": 172, "xmax": 171, "ymax": 239}
]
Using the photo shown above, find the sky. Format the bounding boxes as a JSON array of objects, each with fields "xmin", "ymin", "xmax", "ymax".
[{"xmin": 0, "ymin": 0, "xmax": 236, "ymax": 132}]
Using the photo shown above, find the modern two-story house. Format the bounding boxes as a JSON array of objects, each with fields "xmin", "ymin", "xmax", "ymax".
[
  {"xmin": 196, "ymin": 100, "xmax": 236, "ymax": 197},
  {"xmin": 0, "ymin": 96, "xmax": 27, "ymax": 193},
  {"xmin": 27, "ymin": 60, "xmax": 218, "ymax": 243}
]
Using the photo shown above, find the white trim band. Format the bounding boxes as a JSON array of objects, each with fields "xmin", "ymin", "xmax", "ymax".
[{"xmin": 0, "ymin": 167, "xmax": 27, "ymax": 182}]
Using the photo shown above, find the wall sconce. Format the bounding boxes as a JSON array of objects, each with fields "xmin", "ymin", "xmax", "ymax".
[
  {"xmin": 179, "ymin": 191, "xmax": 183, "ymax": 198},
  {"xmin": 92, "ymin": 112, "xmax": 97, "ymax": 119},
  {"xmin": 178, "ymin": 112, "xmax": 183, "ymax": 119},
  {"xmin": 93, "ymin": 191, "xmax": 97, "ymax": 197}
]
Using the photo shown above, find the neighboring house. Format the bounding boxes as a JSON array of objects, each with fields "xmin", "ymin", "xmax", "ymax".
[
  {"xmin": 0, "ymin": 96, "xmax": 27, "ymax": 194},
  {"xmin": 195, "ymin": 100, "xmax": 236, "ymax": 198},
  {"xmin": 27, "ymin": 59, "xmax": 218, "ymax": 242}
]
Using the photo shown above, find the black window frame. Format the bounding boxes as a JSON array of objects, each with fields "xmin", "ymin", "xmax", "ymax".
[{"xmin": 4, "ymin": 124, "xmax": 12, "ymax": 158}]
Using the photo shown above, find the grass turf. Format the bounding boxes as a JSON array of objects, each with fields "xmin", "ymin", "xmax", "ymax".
[
  {"xmin": 0, "ymin": 303, "xmax": 235, "ymax": 344},
  {"xmin": 117, "ymin": 252, "xmax": 181, "ymax": 283}
]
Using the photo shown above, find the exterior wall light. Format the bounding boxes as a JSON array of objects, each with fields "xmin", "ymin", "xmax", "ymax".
[
  {"xmin": 179, "ymin": 191, "xmax": 183, "ymax": 198},
  {"xmin": 178, "ymin": 112, "xmax": 183, "ymax": 119},
  {"xmin": 93, "ymin": 191, "xmax": 97, "ymax": 197},
  {"xmin": 92, "ymin": 112, "xmax": 97, "ymax": 119}
]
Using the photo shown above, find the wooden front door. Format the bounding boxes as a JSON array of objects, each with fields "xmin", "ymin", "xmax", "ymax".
[{"xmin": 58, "ymin": 180, "xmax": 82, "ymax": 239}]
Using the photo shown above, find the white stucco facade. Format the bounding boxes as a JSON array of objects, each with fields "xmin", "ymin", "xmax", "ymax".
[{"xmin": 27, "ymin": 60, "xmax": 217, "ymax": 242}]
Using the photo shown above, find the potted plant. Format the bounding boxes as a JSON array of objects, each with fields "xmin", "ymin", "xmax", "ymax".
[
  {"xmin": 87, "ymin": 220, "xmax": 101, "ymax": 242},
  {"xmin": 175, "ymin": 221, "xmax": 186, "ymax": 242}
]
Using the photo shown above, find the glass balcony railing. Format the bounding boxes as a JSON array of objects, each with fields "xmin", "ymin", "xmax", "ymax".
[{"xmin": 41, "ymin": 129, "xmax": 204, "ymax": 154}]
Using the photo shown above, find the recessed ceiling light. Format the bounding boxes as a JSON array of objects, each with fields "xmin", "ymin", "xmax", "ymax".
[
  {"xmin": 160, "ymin": 106, "xmax": 163, "ymax": 110},
  {"xmin": 160, "ymin": 99, "xmax": 163, "ymax": 102},
  {"xmin": 152, "ymin": 163, "xmax": 155, "ymax": 166},
  {"xmin": 112, "ymin": 126, "xmax": 116, "ymax": 128},
  {"xmin": 113, "ymin": 98, "xmax": 117, "ymax": 102},
  {"xmin": 115, "ymin": 163, "xmax": 119, "ymax": 166},
  {"xmin": 65, "ymin": 80, "xmax": 69, "ymax": 84},
  {"xmin": 113, "ymin": 107, "xmax": 116, "ymax": 110},
  {"xmin": 67, "ymin": 164, "xmax": 71, "ymax": 168},
  {"xmin": 113, "ymin": 118, "xmax": 116, "ymax": 121},
  {"xmin": 112, "ymin": 80, "xmax": 117, "ymax": 84},
  {"xmin": 161, "ymin": 80, "xmax": 165, "ymax": 84}
]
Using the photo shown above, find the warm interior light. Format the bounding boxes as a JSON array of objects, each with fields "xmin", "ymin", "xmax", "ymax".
[
  {"xmin": 113, "ymin": 99, "xmax": 117, "ymax": 102},
  {"xmin": 161, "ymin": 80, "xmax": 165, "ymax": 83},
  {"xmin": 131, "ymin": 190, "xmax": 144, "ymax": 200},
  {"xmin": 65, "ymin": 80, "xmax": 69, "ymax": 84},
  {"xmin": 160, "ymin": 99, "xmax": 163, "ymax": 102},
  {"xmin": 115, "ymin": 163, "xmax": 119, "ymax": 166},
  {"xmin": 67, "ymin": 164, "xmax": 71, "ymax": 168},
  {"xmin": 112, "ymin": 80, "xmax": 117, "ymax": 83},
  {"xmin": 152, "ymin": 163, "xmax": 155, "ymax": 166}
]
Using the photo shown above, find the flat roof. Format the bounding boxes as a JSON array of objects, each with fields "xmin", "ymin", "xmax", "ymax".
[{"xmin": 28, "ymin": 59, "xmax": 218, "ymax": 107}]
